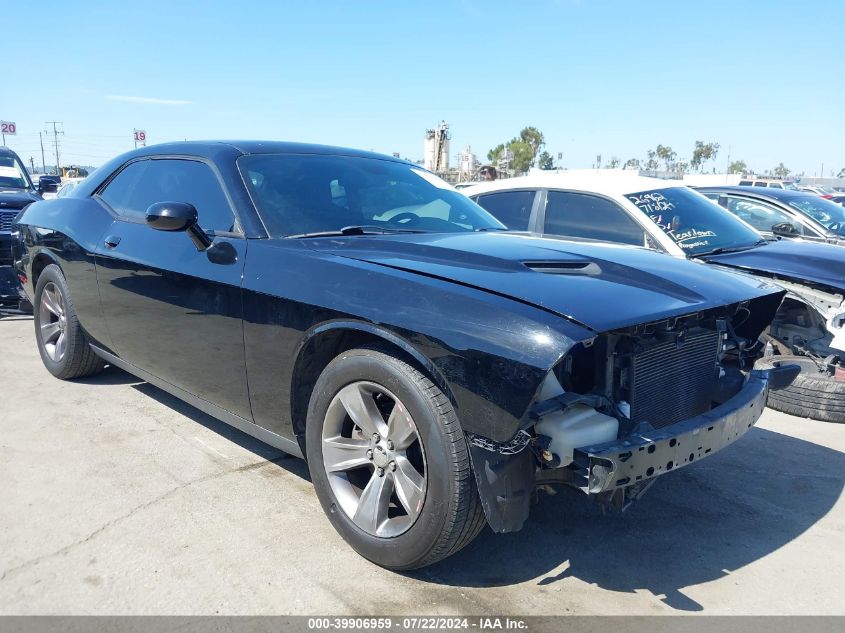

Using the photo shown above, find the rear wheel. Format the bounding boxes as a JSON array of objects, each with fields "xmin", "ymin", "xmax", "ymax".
[
  {"xmin": 759, "ymin": 354, "xmax": 845, "ymax": 423},
  {"xmin": 306, "ymin": 348, "xmax": 486, "ymax": 569},
  {"xmin": 34, "ymin": 264, "xmax": 105, "ymax": 380}
]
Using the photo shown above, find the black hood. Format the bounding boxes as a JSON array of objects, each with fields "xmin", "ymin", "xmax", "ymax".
[
  {"xmin": 0, "ymin": 188, "xmax": 40, "ymax": 211},
  {"xmin": 305, "ymin": 232, "xmax": 782, "ymax": 332},
  {"xmin": 701, "ymin": 239, "xmax": 845, "ymax": 292}
]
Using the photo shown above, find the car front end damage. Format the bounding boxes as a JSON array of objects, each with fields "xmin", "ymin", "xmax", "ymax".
[
  {"xmin": 467, "ymin": 290, "xmax": 797, "ymax": 533},
  {"xmin": 767, "ymin": 276, "xmax": 845, "ymax": 360}
]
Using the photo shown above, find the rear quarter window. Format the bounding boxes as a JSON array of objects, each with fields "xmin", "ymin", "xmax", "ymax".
[{"xmin": 473, "ymin": 190, "xmax": 535, "ymax": 230}]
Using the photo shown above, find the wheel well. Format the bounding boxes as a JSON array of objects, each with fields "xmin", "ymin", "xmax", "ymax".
[
  {"xmin": 31, "ymin": 254, "xmax": 55, "ymax": 289},
  {"xmin": 770, "ymin": 296, "xmax": 833, "ymax": 357},
  {"xmin": 289, "ymin": 328, "xmax": 454, "ymax": 444}
]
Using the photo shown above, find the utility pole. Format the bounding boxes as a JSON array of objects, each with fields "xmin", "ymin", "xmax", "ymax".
[
  {"xmin": 39, "ymin": 132, "xmax": 46, "ymax": 174},
  {"xmin": 725, "ymin": 145, "xmax": 731, "ymax": 182},
  {"xmin": 44, "ymin": 121, "xmax": 64, "ymax": 175},
  {"xmin": 29, "ymin": 157, "xmax": 35, "ymax": 173}
]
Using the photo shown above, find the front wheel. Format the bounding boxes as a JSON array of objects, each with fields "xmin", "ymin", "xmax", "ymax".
[
  {"xmin": 306, "ymin": 348, "xmax": 486, "ymax": 569},
  {"xmin": 33, "ymin": 264, "xmax": 105, "ymax": 380},
  {"xmin": 759, "ymin": 354, "xmax": 845, "ymax": 423}
]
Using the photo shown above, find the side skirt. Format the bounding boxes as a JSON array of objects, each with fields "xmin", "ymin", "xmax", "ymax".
[{"xmin": 90, "ymin": 344, "xmax": 304, "ymax": 459}]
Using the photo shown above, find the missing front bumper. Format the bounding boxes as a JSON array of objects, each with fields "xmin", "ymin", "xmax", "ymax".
[{"xmin": 571, "ymin": 371, "xmax": 779, "ymax": 495}]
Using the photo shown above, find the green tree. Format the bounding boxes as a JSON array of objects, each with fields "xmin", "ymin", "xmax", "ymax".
[
  {"xmin": 518, "ymin": 126, "xmax": 545, "ymax": 159},
  {"xmin": 537, "ymin": 151, "xmax": 555, "ymax": 170},
  {"xmin": 644, "ymin": 150, "xmax": 658, "ymax": 171},
  {"xmin": 690, "ymin": 141, "xmax": 720, "ymax": 172},
  {"xmin": 606, "ymin": 156, "xmax": 621, "ymax": 169},
  {"xmin": 623, "ymin": 158, "xmax": 640, "ymax": 170},
  {"xmin": 487, "ymin": 144, "xmax": 505, "ymax": 163},
  {"xmin": 838, "ymin": 167, "xmax": 845, "ymax": 178},
  {"xmin": 506, "ymin": 139, "xmax": 536, "ymax": 174},
  {"xmin": 773, "ymin": 163, "xmax": 791, "ymax": 178},
  {"xmin": 728, "ymin": 160, "xmax": 748, "ymax": 174},
  {"xmin": 488, "ymin": 126, "xmax": 548, "ymax": 174},
  {"xmin": 655, "ymin": 145, "xmax": 676, "ymax": 171}
]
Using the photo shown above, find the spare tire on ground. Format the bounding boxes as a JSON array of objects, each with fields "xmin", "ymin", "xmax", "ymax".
[{"xmin": 757, "ymin": 355, "xmax": 845, "ymax": 423}]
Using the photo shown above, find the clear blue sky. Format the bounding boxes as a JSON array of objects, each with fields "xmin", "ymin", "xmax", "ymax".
[{"xmin": 4, "ymin": 0, "xmax": 844, "ymax": 176}]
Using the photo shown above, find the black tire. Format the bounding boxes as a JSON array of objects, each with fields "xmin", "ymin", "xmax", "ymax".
[
  {"xmin": 759, "ymin": 355, "xmax": 845, "ymax": 423},
  {"xmin": 306, "ymin": 347, "xmax": 486, "ymax": 570},
  {"xmin": 33, "ymin": 264, "xmax": 105, "ymax": 380}
]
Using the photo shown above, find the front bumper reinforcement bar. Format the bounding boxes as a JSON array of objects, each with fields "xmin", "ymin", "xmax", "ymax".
[{"xmin": 572, "ymin": 369, "xmax": 784, "ymax": 494}]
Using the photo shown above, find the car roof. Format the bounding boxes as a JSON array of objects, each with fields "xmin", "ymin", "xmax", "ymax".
[
  {"xmin": 697, "ymin": 185, "xmax": 814, "ymax": 201},
  {"xmin": 462, "ymin": 172, "xmax": 682, "ymax": 197},
  {"xmin": 123, "ymin": 140, "xmax": 410, "ymax": 164}
]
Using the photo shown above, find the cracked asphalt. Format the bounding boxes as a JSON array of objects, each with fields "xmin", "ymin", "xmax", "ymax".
[{"xmin": 1, "ymin": 314, "xmax": 844, "ymax": 615}]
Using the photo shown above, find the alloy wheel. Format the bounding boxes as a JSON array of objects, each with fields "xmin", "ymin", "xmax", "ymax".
[
  {"xmin": 38, "ymin": 282, "xmax": 67, "ymax": 362},
  {"xmin": 321, "ymin": 381, "xmax": 427, "ymax": 537}
]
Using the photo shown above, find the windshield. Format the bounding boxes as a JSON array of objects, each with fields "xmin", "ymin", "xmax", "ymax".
[
  {"xmin": 782, "ymin": 182, "xmax": 799, "ymax": 191},
  {"xmin": 786, "ymin": 194, "xmax": 845, "ymax": 233},
  {"xmin": 239, "ymin": 154, "xmax": 505, "ymax": 237},
  {"xmin": 626, "ymin": 187, "xmax": 763, "ymax": 256},
  {"xmin": 0, "ymin": 155, "xmax": 31, "ymax": 190}
]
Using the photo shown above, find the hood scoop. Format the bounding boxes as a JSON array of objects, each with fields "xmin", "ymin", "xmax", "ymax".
[{"xmin": 523, "ymin": 260, "xmax": 601, "ymax": 275}]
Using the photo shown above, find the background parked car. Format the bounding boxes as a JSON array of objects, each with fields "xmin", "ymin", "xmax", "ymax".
[
  {"xmin": 697, "ymin": 186, "xmax": 845, "ymax": 245},
  {"xmin": 465, "ymin": 174, "xmax": 845, "ymax": 423},
  {"xmin": 1, "ymin": 147, "xmax": 46, "ymax": 312},
  {"xmin": 56, "ymin": 177, "xmax": 86, "ymax": 198},
  {"xmin": 798, "ymin": 185, "xmax": 836, "ymax": 198},
  {"xmin": 738, "ymin": 178, "xmax": 799, "ymax": 190}
]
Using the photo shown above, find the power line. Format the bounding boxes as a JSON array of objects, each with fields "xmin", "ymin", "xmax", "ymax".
[
  {"xmin": 44, "ymin": 121, "xmax": 64, "ymax": 175},
  {"xmin": 40, "ymin": 132, "xmax": 46, "ymax": 173}
]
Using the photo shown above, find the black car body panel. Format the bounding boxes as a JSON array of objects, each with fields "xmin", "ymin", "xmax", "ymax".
[
  {"xmin": 311, "ymin": 232, "xmax": 776, "ymax": 331},
  {"xmin": 702, "ymin": 238, "xmax": 845, "ymax": 292},
  {"xmin": 240, "ymin": 237, "xmax": 584, "ymax": 444},
  {"xmin": 14, "ymin": 142, "xmax": 789, "ymax": 534}
]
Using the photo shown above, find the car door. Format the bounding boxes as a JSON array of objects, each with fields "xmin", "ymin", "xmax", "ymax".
[
  {"xmin": 93, "ymin": 157, "xmax": 252, "ymax": 420},
  {"xmin": 470, "ymin": 190, "xmax": 540, "ymax": 230},
  {"xmin": 538, "ymin": 190, "xmax": 649, "ymax": 246}
]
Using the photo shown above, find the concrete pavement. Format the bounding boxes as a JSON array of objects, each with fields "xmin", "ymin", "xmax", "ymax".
[{"xmin": 1, "ymin": 314, "xmax": 843, "ymax": 615}]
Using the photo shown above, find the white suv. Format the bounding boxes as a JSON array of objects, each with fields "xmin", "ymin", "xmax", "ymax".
[{"xmin": 737, "ymin": 178, "xmax": 798, "ymax": 190}]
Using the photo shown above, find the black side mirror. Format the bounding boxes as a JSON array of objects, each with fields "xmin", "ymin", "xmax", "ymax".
[
  {"xmin": 771, "ymin": 222, "xmax": 800, "ymax": 237},
  {"xmin": 146, "ymin": 202, "xmax": 212, "ymax": 251}
]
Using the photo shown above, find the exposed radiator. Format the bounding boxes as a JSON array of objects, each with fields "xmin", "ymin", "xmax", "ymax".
[{"xmin": 628, "ymin": 328, "xmax": 720, "ymax": 429}]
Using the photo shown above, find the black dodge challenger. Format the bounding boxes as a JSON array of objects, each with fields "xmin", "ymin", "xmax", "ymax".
[{"xmin": 13, "ymin": 142, "xmax": 795, "ymax": 569}]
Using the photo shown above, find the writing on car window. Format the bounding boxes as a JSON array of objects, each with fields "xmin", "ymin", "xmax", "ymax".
[{"xmin": 626, "ymin": 187, "xmax": 762, "ymax": 256}]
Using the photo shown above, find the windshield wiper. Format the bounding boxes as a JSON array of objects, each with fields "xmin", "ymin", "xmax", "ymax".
[
  {"xmin": 693, "ymin": 239, "xmax": 767, "ymax": 257},
  {"xmin": 474, "ymin": 226, "xmax": 509, "ymax": 232},
  {"xmin": 287, "ymin": 225, "xmax": 426, "ymax": 239}
]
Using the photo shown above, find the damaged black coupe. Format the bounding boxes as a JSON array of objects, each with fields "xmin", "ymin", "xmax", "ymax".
[{"xmin": 13, "ymin": 142, "xmax": 794, "ymax": 569}]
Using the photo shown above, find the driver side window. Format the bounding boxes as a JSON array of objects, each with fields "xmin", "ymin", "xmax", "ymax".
[{"xmin": 99, "ymin": 159, "xmax": 237, "ymax": 233}]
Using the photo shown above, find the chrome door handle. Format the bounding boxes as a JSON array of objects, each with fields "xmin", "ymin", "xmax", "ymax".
[{"xmin": 104, "ymin": 235, "xmax": 122, "ymax": 248}]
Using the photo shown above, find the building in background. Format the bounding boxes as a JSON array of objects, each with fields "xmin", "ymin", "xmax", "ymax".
[
  {"xmin": 458, "ymin": 146, "xmax": 477, "ymax": 180},
  {"xmin": 424, "ymin": 121, "xmax": 450, "ymax": 172}
]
